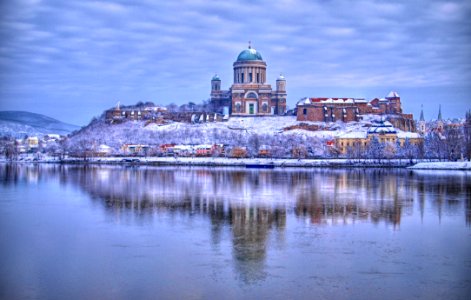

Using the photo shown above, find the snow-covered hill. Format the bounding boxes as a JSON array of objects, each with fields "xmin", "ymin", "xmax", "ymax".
[
  {"xmin": 67, "ymin": 114, "xmax": 418, "ymax": 157},
  {"xmin": 0, "ymin": 111, "xmax": 81, "ymax": 137}
]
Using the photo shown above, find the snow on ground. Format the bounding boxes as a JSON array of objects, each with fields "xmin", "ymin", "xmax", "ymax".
[
  {"xmin": 145, "ymin": 115, "xmax": 380, "ymax": 139},
  {"xmin": 145, "ymin": 116, "xmax": 302, "ymax": 135},
  {"xmin": 409, "ymin": 162, "xmax": 471, "ymax": 170}
]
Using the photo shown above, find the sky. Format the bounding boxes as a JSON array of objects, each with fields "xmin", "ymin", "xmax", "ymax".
[{"xmin": 0, "ymin": 0, "xmax": 470, "ymax": 126}]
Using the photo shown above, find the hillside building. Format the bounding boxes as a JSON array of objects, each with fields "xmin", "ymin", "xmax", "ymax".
[
  {"xmin": 296, "ymin": 91, "xmax": 416, "ymax": 132},
  {"xmin": 210, "ymin": 43, "xmax": 287, "ymax": 116}
]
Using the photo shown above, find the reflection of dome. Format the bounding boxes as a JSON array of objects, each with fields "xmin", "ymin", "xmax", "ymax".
[
  {"xmin": 212, "ymin": 74, "xmax": 221, "ymax": 81},
  {"xmin": 237, "ymin": 47, "xmax": 263, "ymax": 61}
]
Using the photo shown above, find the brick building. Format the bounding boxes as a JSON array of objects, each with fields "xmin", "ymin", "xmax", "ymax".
[{"xmin": 296, "ymin": 91, "xmax": 415, "ymax": 132}]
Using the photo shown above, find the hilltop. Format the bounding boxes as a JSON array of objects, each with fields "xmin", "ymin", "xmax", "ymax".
[{"xmin": 0, "ymin": 111, "xmax": 80, "ymax": 137}]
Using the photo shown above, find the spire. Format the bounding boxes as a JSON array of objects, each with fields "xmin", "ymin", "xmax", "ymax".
[
  {"xmin": 248, "ymin": 40, "xmax": 251, "ymax": 49},
  {"xmin": 419, "ymin": 104, "xmax": 424, "ymax": 121},
  {"xmin": 438, "ymin": 104, "xmax": 442, "ymax": 121}
]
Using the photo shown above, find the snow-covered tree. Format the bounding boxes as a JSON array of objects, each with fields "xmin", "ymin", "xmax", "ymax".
[{"xmin": 366, "ymin": 136, "xmax": 384, "ymax": 161}]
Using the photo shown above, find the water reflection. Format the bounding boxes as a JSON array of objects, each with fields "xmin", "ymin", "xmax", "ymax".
[
  {"xmin": 1, "ymin": 164, "xmax": 470, "ymax": 284},
  {"xmin": 3, "ymin": 165, "xmax": 467, "ymax": 226}
]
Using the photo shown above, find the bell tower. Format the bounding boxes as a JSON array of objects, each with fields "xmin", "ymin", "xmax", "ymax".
[{"xmin": 211, "ymin": 74, "xmax": 221, "ymax": 91}]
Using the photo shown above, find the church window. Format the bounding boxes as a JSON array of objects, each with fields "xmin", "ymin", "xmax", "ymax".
[
  {"xmin": 249, "ymin": 73, "xmax": 253, "ymax": 82},
  {"xmin": 257, "ymin": 73, "xmax": 260, "ymax": 83},
  {"xmin": 241, "ymin": 73, "xmax": 244, "ymax": 83},
  {"xmin": 303, "ymin": 108, "xmax": 307, "ymax": 115},
  {"xmin": 262, "ymin": 103, "xmax": 268, "ymax": 112},
  {"xmin": 246, "ymin": 92, "xmax": 257, "ymax": 99}
]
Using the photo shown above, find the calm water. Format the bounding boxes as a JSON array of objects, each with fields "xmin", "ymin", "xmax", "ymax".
[{"xmin": 0, "ymin": 164, "xmax": 470, "ymax": 300}]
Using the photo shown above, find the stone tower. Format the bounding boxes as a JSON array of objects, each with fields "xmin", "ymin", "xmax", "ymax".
[{"xmin": 211, "ymin": 74, "xmax": 221, "ymax": 92}]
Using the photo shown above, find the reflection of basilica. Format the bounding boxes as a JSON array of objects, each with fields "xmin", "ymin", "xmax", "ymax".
[{"xmin": 2, "ymin": 164, "xmax": 470, "ymax": 283}]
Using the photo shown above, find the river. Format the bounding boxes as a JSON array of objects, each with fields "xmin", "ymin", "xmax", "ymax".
[{"xmin": 0, "ymin": 164, "xmax": 470, "ymax": 299}]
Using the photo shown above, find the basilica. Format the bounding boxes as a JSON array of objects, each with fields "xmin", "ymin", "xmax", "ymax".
[{"xmin": 210, "ymin": 44, "xmax": 287, "ymax": 116}]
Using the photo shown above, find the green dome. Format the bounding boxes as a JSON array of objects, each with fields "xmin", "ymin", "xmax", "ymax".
[
  {"xmin": 236, "ymin": 47, "xmax": 263, "ymax": 61},
  {"xmin": 211, "ymin": 74, "xmax": 220, "ymax": 81}
]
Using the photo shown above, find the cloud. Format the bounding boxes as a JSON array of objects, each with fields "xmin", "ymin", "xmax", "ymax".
[
  {"xmin": 0, "ymin": 0, "xmax": 470, "ymax": 124},
  {"xmin": 323, "ymin": 27, "xmax": 356, "ymax": 37},
  {"xmin": 74, "ymin": 1, "xmax": 129, "ymax": 14}
]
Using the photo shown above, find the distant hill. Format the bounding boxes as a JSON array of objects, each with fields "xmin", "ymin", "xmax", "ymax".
[{"xmin": 0, "ymin": 111, "xmax": 81, "ymax": 138}]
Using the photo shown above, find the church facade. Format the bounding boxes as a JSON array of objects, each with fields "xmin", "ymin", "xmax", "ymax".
[{"xmin": 210, "ymin": 45, "xmax": 287, "ymax": 116}]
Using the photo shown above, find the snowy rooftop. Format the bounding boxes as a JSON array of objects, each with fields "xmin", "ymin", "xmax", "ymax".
[
  {"xmin": 386, "ymin": 91, "xmax": 400, "ymax": 98},
  {"xmin": 397, "ymin": 131, "xmax": 421, "ymax": 139},
  {"xmin": 297, "ymin": 97, "xmax": 369, "ymax": 105},
  {"xmin": 367, "ymin": 120, "xmax": 397, "ymax": 134},
  {"xmin": 338, "ymin": 131, "xmax": 368, "ymax": 139}
]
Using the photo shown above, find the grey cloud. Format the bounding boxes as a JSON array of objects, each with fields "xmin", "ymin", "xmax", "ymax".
[{"xmin": 0, "ymin": 0, "xmax": 469, "ymax": 124}]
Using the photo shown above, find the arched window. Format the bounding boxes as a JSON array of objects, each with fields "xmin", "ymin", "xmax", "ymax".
[{"xmin": 246, "ymin": 92, "xmax": 258, "ymax": 99}]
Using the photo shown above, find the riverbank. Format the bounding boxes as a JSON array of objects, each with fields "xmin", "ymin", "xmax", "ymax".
[
  {"xmin": 407, "ymin": 161, "xmax": 471, "ymax": 170},
  {"xmin": 0, "ymin": 156, "xmax": 452, "ymax": 168}
]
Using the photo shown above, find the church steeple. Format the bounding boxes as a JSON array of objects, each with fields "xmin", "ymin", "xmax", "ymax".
[
  {"xmin": 418, "ymin": 104, "xmax": 426, "ymax": 135},
  {"xmin": 437, "ymin": 104, "xmax": 444, "ymax": 132}
]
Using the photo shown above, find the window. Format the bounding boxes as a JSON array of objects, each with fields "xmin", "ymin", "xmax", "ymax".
[
  {"xmin": 246, "ymin": 92, "xmax": 257, "ymax": 99},
  {"xmin": 262, "ymin": 103, "xmax": 268, "ymax": 112},
  {"xmin": 249, "ymin": 73, "xmax": 252, "ymax": 82},
  {"xmin": 235, "ymin": 103, "xmax": 241, "ymax": 112},
  {"xmin": 303, "ymin": 108, "xmax": 307, "ymax": 115},
  {"xmin": 257, "ymin": 73, "xmax": 260, "ymax": 83},
  {"xmin": 241, "ymin": 73, "xmax": 244, "ymax": 83}
]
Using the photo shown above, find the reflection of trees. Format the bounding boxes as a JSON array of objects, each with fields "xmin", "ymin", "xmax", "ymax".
[
  {"xmin": 2, "ymin": 164, "xmax": 470, "ymax": 283},
  {"xmin": 294, "ymin": 169, "xmax": 408, "ymax": 227}
]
